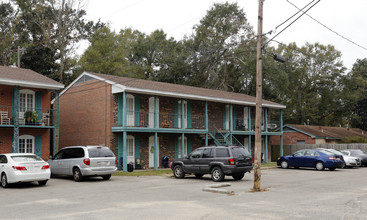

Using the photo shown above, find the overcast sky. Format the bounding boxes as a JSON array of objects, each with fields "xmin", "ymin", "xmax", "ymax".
[{"xmin": 84, "ymin": 0, "xmax": 367, "ymax": 70}]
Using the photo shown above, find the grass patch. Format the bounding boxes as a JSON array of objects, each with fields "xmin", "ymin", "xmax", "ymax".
[
  {"xmin": 112, "ymin": 169, "xmax": 172, "ymax": 176},
  {"xmin": 260, "ymin": 162, "xmax": 277, "ymax": 168}
]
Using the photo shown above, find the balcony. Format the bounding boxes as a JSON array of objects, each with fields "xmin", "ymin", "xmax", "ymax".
[
  {"xmin": 0, "ymin": 106, "xmax": 55, "ymax": 127},
  {"xmin": 113, "ymin": 111, "xmax": 205, "ymax": 129}
]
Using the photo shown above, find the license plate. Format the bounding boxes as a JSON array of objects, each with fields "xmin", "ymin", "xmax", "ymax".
[{"xmin": 98, "ymin": 161, "xmax": 108, "ymax": 166}]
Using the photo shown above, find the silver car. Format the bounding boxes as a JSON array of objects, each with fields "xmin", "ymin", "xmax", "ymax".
[{"xmin": 48, "ymin": 146, "xmax": 117, "ymax": 182}]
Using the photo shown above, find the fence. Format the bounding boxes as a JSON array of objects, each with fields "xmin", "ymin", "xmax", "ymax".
[{"xmin": 270, "ymin": 144, "xmax": 367, "ymax": 162}]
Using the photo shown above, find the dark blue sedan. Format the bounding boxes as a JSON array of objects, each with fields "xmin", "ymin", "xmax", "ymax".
[{"xmin": 277, "ymin": 149, "xmax": 344, "ymax": 171}]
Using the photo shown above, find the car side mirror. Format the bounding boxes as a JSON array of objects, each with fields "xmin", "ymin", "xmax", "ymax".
[
  {"xmin": 185, "ymin": 156, "xmax": 189, "ymax": 159},
  {"xmin": 49, "ymin": 155, "xmax": 54, "ymax": 160},
  {"xmin": 292, "ymin": 154, "xmax": 295, "ymax": 157}
]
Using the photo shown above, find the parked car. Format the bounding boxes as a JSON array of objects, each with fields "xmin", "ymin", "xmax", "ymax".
[
  {"xmin": 48, "ymin": 145, "xmax": 117, "ymax": 182},
  {"xmin": 340, "ymin": 149, "xmax": 367, "ymax": 166},
  {"xmin": 171, "ymin": 145, "xmax": 253, "ymax": 182},
  {"xmin": 277, "ymin": 149, "xmax": 344, "ymax": 171},
  {"xmin": 0, "ymin": 153, "xmax": 50, "ymax": 188}
]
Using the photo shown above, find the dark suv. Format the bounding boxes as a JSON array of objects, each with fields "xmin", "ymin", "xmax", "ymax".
[{"xmin": 171, "ymin": 145, "xmax": 253, "ymax": 182}]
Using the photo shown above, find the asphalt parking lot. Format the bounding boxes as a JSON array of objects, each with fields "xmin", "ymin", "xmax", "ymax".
[{"xmin": 1, "ymin": 167, "xmax": 367, "ymax": 220}]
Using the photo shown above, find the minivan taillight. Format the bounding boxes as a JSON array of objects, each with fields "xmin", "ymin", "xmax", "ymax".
[
  {"xmin": 83, "ymin": 158, "xmax": 90, "ymax": 166},
  {"xmin": 41, "ymin": 165, "xmax": 50, "ymax": 169},
  {"xmin": 228, "ymin": 158, "xmax": 235, "ymax": 165}
]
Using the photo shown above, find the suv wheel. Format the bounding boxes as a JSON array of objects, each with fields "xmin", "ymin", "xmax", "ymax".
[
  {"xmin": 232, "ymin": 173, "xmax": 245, "ymax": 180},
  {"xmin": 73, "ymin": 168, "xmax": 83, "ymax": 182},
  {"xmin": 173, "ymin": 165, "xmax": 185, "ymax": 179},
  {"xmin": 211, "ymin": 167, "xmax": 224, "ymax": 182}
]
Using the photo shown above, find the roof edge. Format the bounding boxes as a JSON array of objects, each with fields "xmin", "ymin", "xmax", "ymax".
[{"xmin": 0, "ymin": 77, "xmax": 64, "ymax": 90}]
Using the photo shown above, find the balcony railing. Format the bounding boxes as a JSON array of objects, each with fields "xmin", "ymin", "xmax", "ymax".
[
  {"xmin": 113, "ymin": 111, "xmax": 205, "ymax": 129},
  {"xmin": 0, "ymin": 106, "xmax": 55, "ymax": 127},
  {"xmin": 233, "ymin": 118, "xmax": 249, "ymax": 131}
]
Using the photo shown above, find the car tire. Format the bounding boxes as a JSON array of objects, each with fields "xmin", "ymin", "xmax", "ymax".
[
  {"xmin": 329, "ymin": 168, "xmax": 336, "ymax": 171},
  {"xmin": 232, "ymin": 173, "xmax": 245, "ymax": 181},
  {"xmin": 73, "ymin": 168, "xmax": 83, "ymax": 182},
  {"xmin": 280, "ymin": 160, "xmax": 289, "ymax": 169},
  {"xmin": 102, "ymin": 174, "xmax": 111, "ymax": 180},
  {"xmin": 315, "ymin": 162, "xmax": 324, "ymax": 171},
  {"xmin": 38, "ymin": 180, "xmax": 48, "ymax": 186},
  {"xmin": 194, "ymin": 174, "xmax": 203, "ymax": 178},
  {"xmin": 211, "ymin": 167, "xmax": 224, "ymax": 182},
  {"xmin": 173, "ymin": 165, "xmax": 185, "ymax": 179},
  {"xmin": 1, "ymin": 173, "xmax": 9, "ymax": 188}
]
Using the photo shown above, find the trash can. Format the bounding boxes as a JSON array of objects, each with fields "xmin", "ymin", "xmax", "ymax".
[
  {"xmin": 162, "ymin": 156, "xmax": 169, "ymax": 168},
  {"xmin": 127, "ymin": 162, "xmax": 134, "ymax": 172}
]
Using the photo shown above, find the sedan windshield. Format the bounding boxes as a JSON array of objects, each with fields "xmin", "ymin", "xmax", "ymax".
[{"xmin": 11, "ymin": 155, "xmax": 43, "ymax": 162}]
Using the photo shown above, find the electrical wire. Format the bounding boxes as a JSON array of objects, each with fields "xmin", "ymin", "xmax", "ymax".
[
  {"xmin": 263, "ymin": 0, "xmax": 321, "ymax": 48},
  {"xmin": 287, "ymin": 0, "xmax": 367, "ymax": 51}
]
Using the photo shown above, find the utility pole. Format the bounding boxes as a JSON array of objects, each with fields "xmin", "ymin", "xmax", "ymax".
[
  {"xmin": 17, "ymin": 46, "xmax": 21, "ymax": 68},
  {"xmin": 253, "ymin": 0, "xmax": 263, "ymax": 191}
]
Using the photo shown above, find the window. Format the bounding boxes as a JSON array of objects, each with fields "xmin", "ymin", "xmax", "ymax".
[
  {"xmin": 54, "ymin": 150, "xmax": 64, "ymax": 160},
  {"xmin": 189, "ymin": 149, "xmax": 203, "ymax": 159},
  {"xmin": 216, "ymin": 148, "xmax": 229, "ymax": 158},
  {"xmin": 178, "ymin": 136, "xmax": 188, "ymax": 158},
  {"xmin": 19, "ymin": 89, "xmax": 35, "ymax": 113},
  {"xmin": 19, "ymin": 135, "xmax": 34, "ymax": 153},
  {"xmin": 88, "ymin": 147, "xmax": 114, "ymax": 158},
  {"xmin": 0, "ymin": 155, "xmax": 7, "ymax": 163},
  {"xmin": 293, "ymin": 150, "xmax": 305, "ymax": 156},
  {"xmin": 202, "ymin": 148, "xmax": 214, "ymax": 158},
  {"xmin": 231, "ymin": 147, "xmax": 250, "ymax": 157},
  {"xmin": 296, "ymin": 140, "xmax": 306, "ymax": 144}
]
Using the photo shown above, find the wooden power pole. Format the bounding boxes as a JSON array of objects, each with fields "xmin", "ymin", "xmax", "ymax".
[{"xmin": 253, "ymin": 0, "xmax": 263, "ymax": 191}]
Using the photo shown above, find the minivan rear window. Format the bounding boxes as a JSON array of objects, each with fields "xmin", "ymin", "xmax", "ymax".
[
  {"xmin": 88, "ymin": 147, "xmax": 115, "ymax": 158},
  {"xmin": 231, "ymin": 147, "xmax": 250, "ymax": 158}
]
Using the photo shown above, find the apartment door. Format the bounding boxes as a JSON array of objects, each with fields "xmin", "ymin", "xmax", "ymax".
[
  {"xmin": 148, "ymin": 97, "xmax": 159, "ymax": 128},
  {"xmin": 126, "ymin": 135, "xmax": 135, "ymax": 165},
  {"xmin": 126, "ymin": 95, "xmax": 135, "ymax": 126},
  {"xmin": 178, "ymin": 100, "xmax": 187, "ymax": 128},
  {"xmin": 149, "ymin": 135, "xmax": 159, "ymax": 168}
]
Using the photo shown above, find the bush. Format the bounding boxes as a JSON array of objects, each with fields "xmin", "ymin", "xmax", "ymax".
[{"xmin": 341, "ymin": 136, "xmax": 367, "ymax": 143}]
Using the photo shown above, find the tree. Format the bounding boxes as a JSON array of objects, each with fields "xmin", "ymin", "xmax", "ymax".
[
  {"xmin": 12, "ymin": 0, "xmax": 97, "ymax": 82},
  {"xmin": 271, "ymin": 42, "xmax": 346, "ymax": 126},
  {"xmin": 0, "ymin": 3, "xmax": 16, "ymax": 66},
  {"xmin": 185, "ymin": 2, "xmax": 255, "ymax": 89}
]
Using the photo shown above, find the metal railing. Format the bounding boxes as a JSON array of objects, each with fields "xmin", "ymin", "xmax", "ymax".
[
  {"xmin": 0, "ymin": 106, "xmax": 55, "ymax": 126},
  {"xmin": 233, "ymin": 118, "xmax": 249, "ymax": 131},
  {"xmin": 113, "ymin": 111, "xmax": 205, "ymax": 129}
]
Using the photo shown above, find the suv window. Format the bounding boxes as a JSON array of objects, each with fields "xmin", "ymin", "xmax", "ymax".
[
  {"xmin": 189, "ymin": 149, "xmax": 203, "ymax": 159},
  {"xmin": 54, "ymin": 149, "xmax": 64, "ymax": 160},
  {"xmin": 202, "ymin": 148, "xmax": 214, "ymax": 158},
  {"xmin": 88, "ymin": 147, "xmax": 114, "ymax": 158},
  {"xmin": 231, "ymin": 147, "xmax": 250, "ymax": 158},
  {"xmin": 216, "ymin": 148, "xmax": 230, "ymax": 158}
]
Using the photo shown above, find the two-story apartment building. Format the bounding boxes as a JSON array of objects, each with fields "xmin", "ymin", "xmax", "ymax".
[
  {"xmin": 58, "ymin": 72, "xmax": 285, "ymax": 171},
  {"xmin": 0, "ymin": 66, "xmax": 64, "ymax": 160}
]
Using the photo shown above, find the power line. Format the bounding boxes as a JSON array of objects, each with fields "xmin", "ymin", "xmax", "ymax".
[
  {"xmin": 105, "ymin": 0, "xmax": 145, "ymax": 18},
  {"xmin": 274, "ymin": 0, "xmax": 317, "ymax": 31},
  {"xmin": 263, "ymin": 0, "xmax": 321, "ymax": 48},
  {"xmin": 287, "ymin": 0, "xmax": 367, "ymax": 52}
]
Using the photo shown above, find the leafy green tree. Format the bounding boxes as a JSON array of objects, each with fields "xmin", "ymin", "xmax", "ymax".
[{"xmin": 0, "ymin": 3, "xmax": 16, "ymax": 66}]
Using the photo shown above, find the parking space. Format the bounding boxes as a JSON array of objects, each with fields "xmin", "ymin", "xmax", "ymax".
[{"xmin": 1, "ymin": 167, "xmax": 367, "ymax": 219}]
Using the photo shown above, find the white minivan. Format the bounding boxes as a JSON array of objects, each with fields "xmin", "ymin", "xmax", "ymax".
[{"xmin": 48, "ymin": 146, "xmax": 117, "ymax": 181}]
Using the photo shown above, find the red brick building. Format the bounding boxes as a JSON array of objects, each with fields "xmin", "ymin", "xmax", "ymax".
[
  {"xmin": 270, "ymin": 124, "xmax": 367, "ymax": 145},
  {"xmin": 0, "ymin": 66, "xmax": 64, "ymax": 160},
  {"xmin": 59, "ymin": 72, "xmax": 286, "ymax": 170}
]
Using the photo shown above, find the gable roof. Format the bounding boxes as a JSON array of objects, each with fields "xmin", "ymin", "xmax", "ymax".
[
  {"xmin": 61, "ymin": 71, "xmax": 286, "ymax": 109},
  {"xmin": 285, "ymin": 124, "xmax": 367, "ymax": 139},
  {"xmin": 0, "ymin": 65, "xmax": 64, "ymax": 89}
]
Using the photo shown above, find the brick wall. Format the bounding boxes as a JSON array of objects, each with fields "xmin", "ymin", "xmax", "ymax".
[
  {"xmin": 0, "ymin": 128, "xmax": 13, "ymax": 154},
  {"xmin": 59, "ymin": 79, "xmax": 113, "ymax": 149},
  {"xmin": 270, "ymin": 131, "xmax": 315, "ymax": 145}
]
